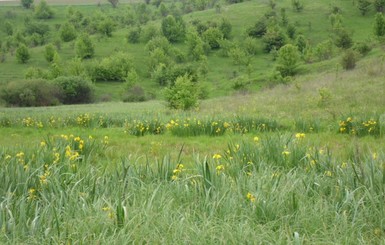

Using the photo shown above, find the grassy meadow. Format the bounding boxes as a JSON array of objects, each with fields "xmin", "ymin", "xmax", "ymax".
[{"xmin": 1, "ymin": 0, "xmax": 385, "ymax": 243}]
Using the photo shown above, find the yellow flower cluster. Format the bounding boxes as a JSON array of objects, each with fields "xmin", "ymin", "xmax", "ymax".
[
  {"xmin": 246, "ymin": 192, "xmax": 256, "ymax": 202},
  {"xmin": 171, "ymin": 164, "xmax": 184, "ymax": 181}
]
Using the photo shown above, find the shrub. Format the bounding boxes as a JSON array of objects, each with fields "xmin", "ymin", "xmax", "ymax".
[
  {"xmin": 276, "ymin": 44, "xmax": 300, "ymax": 77},
  {"xmin": 164, "ymin": 74, "xmax": 199, "ymax": 110},
  {"xmin": 374, "ymin": 13, "xmax": 385, "ymax": 37},
  {"xmin": 161, "ymin": 15, "xmax": 186, "ymax": 43},
  {"xmin": 16, "ymin": 44, "xmax": 30, "ymax": 64},
  {"xmin": 353, "ymin": 41, "xmax": 372, "ymax": 56},
  {"xmin": 127, "ymin": 26, "xmax": 141, "ymax": 43},
  {"xmin": 315, "ymin": 40, "xmax": 334, "ymax": 61},
  {"xmin": 53, "ymin": 76, "xmax": 94, "ymax": 104},
  {"xmin": 219, "ymin": 18, "xmax": 232, "ymax": 39},
  {"xmin": 247, "ymin": 18, "xmax": 267, "ymax": 38},
  {"xmin": 202, "ymin": 27, "xmax": 223, "ymax": 49},
  {"xmin": 263, "ymin": 25, "xmax": 287, "ymax": 52},
  {"xmin": 75, "ymin": 34, "xmax": 94, "ymax": 59},
  {"xmin": 334, "ymin": 29, "xmax": 353, "ymax": 49},
  {"xmin": 34, "ymin": 0, "xmax": 54, "ymax": 19},
  {"xmin": 24, "ymin": 21, "xmax": 50, "ymax": 36},
  {"xmin": 21, "ymin": 0, "xmax": 33, "ymax": 9},
  {"xmin": 88, "ymin": 52, "xmax": 134, "ymax": 82},
  {"xmin": 0, "ymin": 79, "xmax": 60, "ymax": 107},
  {"xmin": 44, "ymin": 43, "xmax": 56, "ymax": 63},
  {"xmin": 341, "ymin": 49, "xmax": 357, "ymax": 70},
  {"xmin": 122, "ymin": 85, "xmax": 148, "ymax": 102},
  {"xmin": 60, "ymin": 22, "xmax": 77, "ymax": 42}
]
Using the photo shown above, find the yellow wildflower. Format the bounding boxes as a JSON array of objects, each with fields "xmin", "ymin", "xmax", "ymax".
[
  {"xmin": 246, "ymin": 192, "xmax": 256, "ymax": 202},
  {"xmin": 212, "ymin": 153, "xmax": 222, "ymax": 160}
]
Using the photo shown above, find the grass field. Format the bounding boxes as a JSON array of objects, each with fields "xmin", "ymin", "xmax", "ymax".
[{"xmin": 1, "ymin": 0, "xmax": 385, "ymax": 243}]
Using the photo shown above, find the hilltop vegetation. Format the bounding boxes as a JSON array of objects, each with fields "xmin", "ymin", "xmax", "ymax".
[{"xmin": 0, "ymin": 0, "xmax": 383, "ymax": 107}]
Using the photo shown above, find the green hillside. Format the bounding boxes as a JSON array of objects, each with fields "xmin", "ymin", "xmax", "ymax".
[{"xmin": 0, "ymin": 0, "xmax": 382, "ymax": 103}]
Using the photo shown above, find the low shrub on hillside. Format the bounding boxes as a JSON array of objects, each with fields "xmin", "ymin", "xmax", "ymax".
[
  {"xmin": 0, "ymin": 79, "xmax": 61, "ymax": 107},
  {"xmin": 53, "ymin": 76, "xmax": 95, "ymax": 104},
  {"xmin": 88, "ymin": 52, "xmax": 134, "ymax": 82}
]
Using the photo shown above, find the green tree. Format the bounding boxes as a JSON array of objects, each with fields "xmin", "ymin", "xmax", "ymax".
[
  {"xmin": 358, "ymin": 0, "xmax": 371, "ymax": 15},
  {"xmin": 21, "ymin": 0, "xmax": 33, "ymax": 9},
  {"xmin": 34, "ymin": 0, "xmax": 54, "ymax": 19},
  {"xmin": 374, "ymin": 0, "xmax": 385, "ymax": 12},
  {"xmin": 374, "ymin": 13, "xmax": 385, "ymax": 37},
  {"xmin": 291, "ymin": 0, "xmax": 304, "ymax": 12},
  {"xmin": 219, "ymin": 18, "xmax": 232, "ymax": 39},
  {"xmin": 202, "ymin": 27, "xmax": 223, "ymax": 49},
  {"xmin": 108, "ymin": 0, "xmax": 119, "ymax": 8},
  {"xmin": 16, "ymin": 44, "xmax": 30, "ymax": 64},
  {"xmin": 4, "ymin": 21, "xmax": 13, "ymax": 36},
  {"xmin": 44, "ymin": 43, "xmax": 56, "ymax": 63},
  {"xmin": 263, "ymin": 25, "xmax": 287, "ymax": 52},
  {"xmin": 164, "ymin": 74, "xmax": 199, "ymax": 110},
  {"xmin": 186, "ymin": 29, "xmax": 205, "ymax": 61},
  {"xmin": 276, "ymin": 44, "xmax": 300, "ymax": 77},
  {"xmin": 75, "ymin": 34, "xmax": 94, "ymax": 59},
  {"xmin": 161, "ymin": 15, "xmax": 186, "ymax": 43},
  {"xmin": 341, "ymin": 49, "xmax": 357, "ymax": 70},
  {"xmin": 60, "ymin": 22, "xmax": 77, "ymax": 42},
  {"xmin": 98, "ymin": 18, "xmax": 115, "ymax": 37},
  {"xmin": 334, "ymin": 29, "xmax": 353, "ymax": 49}
]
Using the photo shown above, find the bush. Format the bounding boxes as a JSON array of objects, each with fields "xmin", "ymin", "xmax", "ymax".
[
  {"xmin": 16, "ymin": 44, "xmax": 30, "ymax": 64},
  {"xmin": 247, "ymin": 18, "xmax": 267, "ymax": 38},
  {"xmin": 276, "ymin": 44, "xmax": 300, "ymax": 77},
  {"xmin": 353, "ymin": 41, "xmax": 372, "ymax": 56},
  {"xmin": 88, "ymin": 52, "xmax": 134, "ymax": 82},
  {"xmin": 122, "ymin": 85, "xmax": 148, "ymax": 102},
  {"xmin": 60, "ymin": 22, "xmax": 77, "ymax": 42},
  {"xmin": 21, "ymin": 0, "xmax": 33, "ymax": 9},
  {"xmin": 44, "ymin": 43, "xmax": 56, "ymax": 62},
  {"xmin": 0, "ymin": 79, "xmax": 60, "ymax": 107},
  {"xmin": 127, "ymin": 26, "xmax": 141, "ymax": 43},
  {"xmin": 161, "ymin": 15, "xmax": 186, "ymax": 43},
  {"xmin": 53, "ymin": 76, "xmax": 94, "ymax": 104},
  {"xmin": 263, "ymin": 26, "xmax": 287, "ymax": 52},
  {"xmin": 334, "ymin": 29, "xmax": 353, "ymax": 49},
  {"xmin": 202, "ymin": 27, "xmax": 223, "ymax": 49},
  {"xmin": 164, "ymin": 74, "xmax": 199, "ymax": 110},
  {"xmin": 341, "ymin": 49, "xmax": 357, "ymax": 70},
  {"xmin": 315, "ymin": 40, "xmax": 334, "ymax": 61},
  {"xmin": 75, "ymin": 34, "xmax": 94, "ymax": 59},
  {"xmin": 34, "ymin": 0, "xmax": 54, "ymax": 19}
]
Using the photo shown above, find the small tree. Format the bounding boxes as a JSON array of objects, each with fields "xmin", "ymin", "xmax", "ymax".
[
  {"xmin": 202, "ymin": 27, "xmax": 223, "ymax": 49},
  {"xmin": 276, "ymin": 44, "xmax": 300, "ymax": 77},
  {"xmin": 21, "ymin": 0, "xmax": 33, "ymax": 9},
  {"xmin": 161, "ymin": 15, "xmax": 186, "ymax": 43},
  {"xmin": 291, "ymin": 0, "xmax": 304, "ymax": 12},
  {"xmin": 263, "ymin": 25, "xmax": 287, "ymax": 52},
  {"xmin": 34, "ymin": 0, "xmax": 54, "ymax": 19},
  {"xmin": 334, "ymin": 29, "xmax": 353, "ymax": 49},
  {"xmin": 358, "ymin": 0, "xmax": 371, "ymax": 15},
  {"xmin": 108, "ymin": 0, "xmax": 119, "ymax": 8},
  {"xmin": 60, "ymin": 22, "xmax": 77, "ymax": 42},
  {"xmin": 374, "ymin": 0, "xmax": 385, "ymax": 12},
  {"xmin": 4, "ymin": 22, "xmax": 13, "ymax": 36},
  {"xmin": 341, "ymin": 49, "xmax": 357, "ymax": 70},
  {"xmin": 44, "ymin": 43, "xmax": 56, "ymax": 62},
  {"xmin": 374, "ymin": 13, "xmax": 385, "ymax": 37},
  {"xmin": 16, "ymin": 44, "xmax": 30, "ymax": 64},
  {"xmin": 219, "ymin": 18, "xmax": 232, "ymax": 39},
  {"xmin": 164, "ymin": 74, "xmax": 199, "ymax": 110},
  {"xmin": 75, "ymin": 34, "xmax": 94, "ymax": 59}
]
